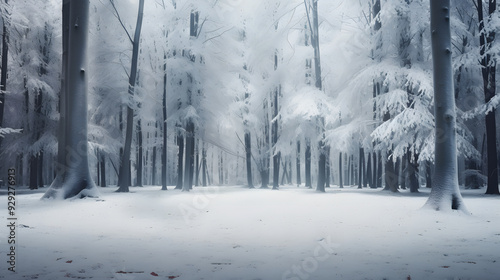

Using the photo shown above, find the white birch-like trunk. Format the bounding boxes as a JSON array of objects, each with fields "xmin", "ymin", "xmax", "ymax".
[{"xmin": 424, "ymin": 0, "xmax": 468, "ymax": 212}]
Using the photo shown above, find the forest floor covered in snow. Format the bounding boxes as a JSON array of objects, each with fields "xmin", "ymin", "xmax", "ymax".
[{"xmin": 1, "ymin": 185, "xmax": 500, "ymax": 280}]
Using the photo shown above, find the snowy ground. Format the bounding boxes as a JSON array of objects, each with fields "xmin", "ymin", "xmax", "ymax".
[{"xmin": 1, "ymin": 185, "xmax": 500, "ymax": 280}]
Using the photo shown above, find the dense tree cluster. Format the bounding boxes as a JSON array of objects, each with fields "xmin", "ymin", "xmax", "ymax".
[{"xmin": 0, "ymin": 0, "xmax": 498, "ymax": 205}]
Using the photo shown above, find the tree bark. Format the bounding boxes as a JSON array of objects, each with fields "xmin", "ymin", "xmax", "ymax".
[
  {"xmin": 202, "ymin": 143, "xmax": 207, "ymax": 186},
  {"xmin": 477, "ymin": 0, "xmax": 499, "ymax": 195},
  {"xmin": 116, "ymin": 0, "xmax": 144, "ymax": 192},
  {"xmin": 100, "ymin": 153, "xmax": 106, "ymax": 187},
  {"xmin": 135, "ymin": 118, "xmax": 143, "ymax": 187},
  {"xmin": 296, "ymin": 140, "xmax": 301, "ymax": 186},
  {"xmin": 272, "ymin": 85, "xmax": 281, "ymax": 190},
  {"xmin": 43, "ymin": 0, "xmax": 97, "ymax": 199},
  {"xmin": 338, "ymin": 152, "xmax": 343, "ymax": 188},
  {"xmin": 183, "ymin": 121, "xmax": 194, "ymax": 191},
  {"xmin": 175, "ymin": 129, "xmax": 184, "ymax": 189},
  {"xmin": 0, "ymin": 0, "xmax": 8, "ymax": 151},
  {"xmin": 305, "ymin": 138, "xmax": 311, "ymax": 188},
  {"xmin": 161, "ymin": 52, "xmax": 168, "ymax": 190},
  {"xmin": 245, "ymin": 131, "xmax": 254, "ymax": 188},
  {"xmin": 424, "ymin": 0, "xmax": 468, "ymax": 212},
  {"xmin": 358, "ymin": 147, "xmax": 363, "ymax": 189},
  {"xmin": 366, "ymin": 153, "xmax": 373, "ymax": 188}
]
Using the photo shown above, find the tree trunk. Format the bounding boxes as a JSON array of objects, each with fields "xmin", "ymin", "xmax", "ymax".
[
  {"xmin": 135, "ymin": 118, "xmax": 143, "ymax": 187},
  {"xmin": 372, "ymin": 152, "xmax": 377, "ymax": 188},
  {"xmin": 175, "ymin": 130, "xmax": 184, "ymax": 189},
  {"xmin": 117, "ymin": 0, "xmax": 144, "ymax": 192},
  {"xmin": 408, "ymin": 152, "xmax": 419, "ymax": 193},
  {"xmin": 384, "ymin": 156, "xmax": 398, "ymax": 192},
  {"xmin": 260, "ymin": 97, "xmax": 270, "ymax": 189},
  {"xmin": 43, "ymin": 0, "xmax": 97, "ymax": 199},
  {"xmin": 377, "ymin": 151, "xmax": 383, "ymax": 188},
  {"xmin": 152, "ymin": 123, "xmax": 157, "ymax": 186},
  {"xmin": 296, "ymin": 140, "xmax": 301, "ymax": 186},
  {"xmin": 183, "ymin": 121, "xmax": 194, "ymax": 191},
  {"xmin": 338, "ymin": 152, "xmax": 343, "ymax": 188},
  {"xmin": 477, "ymin": 0, "xmax": 499, "ymax": 195},
  {"xmin": 346, "ymin": 154, "xmax": 351, "ymax": 186},
  {"xmin": 325, "ymin": 145, "xmax": 331, "ymax": 187},
  {"xmin": 195, "ymin": 139, "xmax": 200, "ymax": 186},
  {"xmin": 424, "ymin": 0, "xmax": 468, "ymax": 212},
  {"xmin": 245, "ymin": 131, "xmax": 254, "ymax": 188},
  {"xmin": 305, "ymin": 138, "xmax": 311, "ymax": 188},
  {"xmin": 37, "ymin": 152, "xmax": 44, "ymax": 188},
  {"xmin": 358, "ymin": 147, "xmax": 363, "ymax": 189},
  {"xmin": 272, "ymin": 85, "xmax": 280, "ymax": 190},
  {"xmin": 29, "ymin": 155, "xmax": 38, "ymax": 190},
  {"xmin": 400, "ymin": 156, "xmax": 406, "ymax": 189},
  {"xmin": 0, "ymin": 0, "xmax": 8, "ymax": 151},
  {"xmin": 202, "ymin": 143, "xmax": 207, "ymax": 186},
  {"xmin": 366, "ymin": 152, "xmax": 373, "ymax": 188},
  {"xmin": 161, "ymin": 52, "xmax": 168, "ymax": 190},
  {"xmin": 100, "ymin": 153, "xmax": 106, "ymax": 187}
]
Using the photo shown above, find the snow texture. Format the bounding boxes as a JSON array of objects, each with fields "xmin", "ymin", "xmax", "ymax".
[{"xmin": 1, "ymin": 185, "xmax": 500, "ymax": 280}]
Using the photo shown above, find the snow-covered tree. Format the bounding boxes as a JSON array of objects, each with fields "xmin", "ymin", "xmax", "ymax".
[{"xmin": 424, "ymin": 0, "xmax": 468, "ymax": 212}]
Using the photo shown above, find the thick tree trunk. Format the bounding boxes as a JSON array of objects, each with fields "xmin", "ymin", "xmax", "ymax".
[
  {"xmin": 116, "ymin": 0, "xmax": 144, "ymax": 192},
  {"xmin": 384, "ymin": 156, "xmax": 398, "ymax": 192},
  {"xmin": 477, "ymin": 0, "xmax": 499, "ymax": 195},
  {"xmin": 424, "ymin": 0, "xmax": 468, "ymax": 212},
  {"xmin": 310, "ymin": 0, "xmax": 326, "ymax": 192},
  {"xmin": 43, "ymin": 0, "xmax": 97, "ymax": 199}
]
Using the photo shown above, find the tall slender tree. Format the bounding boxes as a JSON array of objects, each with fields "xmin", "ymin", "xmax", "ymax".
[
  {"xmin": 0, "ymin": 0, "xmax": 9, "ymax": 151},
  {"xmin": 113, "ymin": 0, "xmax": 144, "ymax": 192}
]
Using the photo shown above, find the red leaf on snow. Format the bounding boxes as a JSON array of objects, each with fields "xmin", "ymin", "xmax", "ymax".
[
  {"xmin": 168, "ymin": 276, "xmax": 180, "ymax": 279},
  {"xmin": 66, "ymin": 260, "xmax": 73, "ymax": 263},
  {"xmin": 151, "ymin": 272, "xmax": 159, "ymax": 276}
]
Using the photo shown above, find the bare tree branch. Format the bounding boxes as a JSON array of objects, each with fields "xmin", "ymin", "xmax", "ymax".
[{"xmin": 109, "ymin": 0, "xmax": 133, "ymax": 44}]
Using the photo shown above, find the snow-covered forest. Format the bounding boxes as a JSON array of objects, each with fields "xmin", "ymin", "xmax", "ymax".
[{"xmin": 1, "ymin": 0, "xmax": 500, "ymax": 279}]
